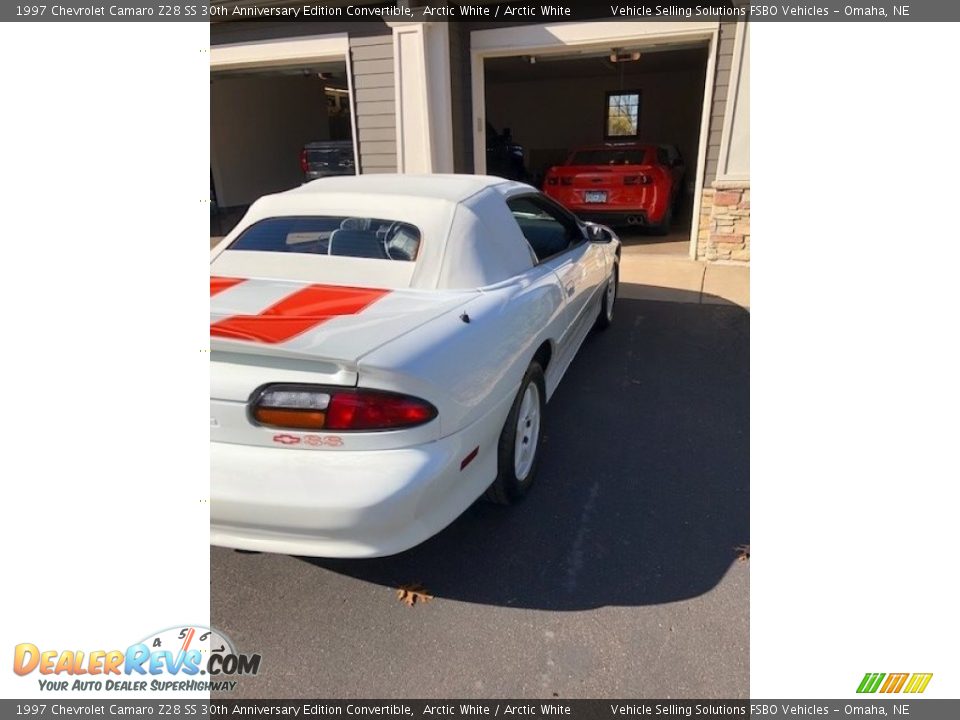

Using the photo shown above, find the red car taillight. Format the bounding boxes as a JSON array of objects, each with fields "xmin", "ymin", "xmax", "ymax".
[
  {"xmin": 299, "ymin": 149, "xmax": 309, "ymax": 174},
  {"xmin": 546, "ymin": 177, "xmax": 558, "ymax": 186},
  {"xmin": 624, "ymin": 175, "xmax": 652, "ymax": 186},
  {"xmin": 325, "ymin": 391, "xmax": 436, "ymax": 430},
  {"xmin": 560, "ymin": 176, "xmax": 573, "ymax": 186},
  {"xmin": 252, "ymin": 385, "xmax": 437, "ymax": 432}
]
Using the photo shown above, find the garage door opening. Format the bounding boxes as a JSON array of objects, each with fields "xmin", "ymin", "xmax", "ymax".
[
  {"xmin": 210, "ymin": 61, "xmax": 356, "ymax": 241},
  {"xmin": 482, "ymin": 43, "xmax": 709, "ymax": 256}
]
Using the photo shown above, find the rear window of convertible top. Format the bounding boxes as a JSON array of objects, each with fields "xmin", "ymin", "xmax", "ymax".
[{"xmin": 228, "ymin": 216, "xmax": 422, "ymax": 262}]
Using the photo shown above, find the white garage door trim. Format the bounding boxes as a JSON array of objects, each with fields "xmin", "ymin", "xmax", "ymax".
[
  {"xmin": 470, "ymin": 21, "xmax": 720, "ymax": 259},
  {"xmin": 210, "ymin": 33, "xmax": 360, "ymax": 179},
  {"xmin": 390, "ymin": 22, "xmax": 455, "ymax": 174},
  {"xmin": 717, "ymin": 22, "xmax": 750, "ymax": 183}
]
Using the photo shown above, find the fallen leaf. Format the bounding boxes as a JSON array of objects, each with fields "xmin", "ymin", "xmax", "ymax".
[
  {"xmin": 735, "ymin": 544, "xmax": 750, "ymax": 562},
  {"xmin": 396, "ymin": 583, "xmax": 433, "ymax": 607}
]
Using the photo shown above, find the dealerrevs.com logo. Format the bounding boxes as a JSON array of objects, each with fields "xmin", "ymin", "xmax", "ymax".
[
  {"xmin": 857, "ymin": 672, "xmax": 933, "ymax": 694},
  {"xmin": 13, "ymin": 625, "xmax": 260, "ymax": 693}
]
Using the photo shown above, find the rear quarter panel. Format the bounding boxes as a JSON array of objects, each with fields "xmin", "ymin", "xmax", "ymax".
[{"xmin": 357, "ymin": 263, "xmax": 566, "ymax": 438}]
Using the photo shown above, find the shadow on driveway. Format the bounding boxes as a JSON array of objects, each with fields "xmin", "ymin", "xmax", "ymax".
[{"xmin": 298, "ymin": 288, "xmax": 749, "ymax": 611}]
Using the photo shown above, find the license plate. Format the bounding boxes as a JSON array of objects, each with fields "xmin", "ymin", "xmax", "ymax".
[{"xmin": 584, "ymin": 191, "xmax": 607, "ymax": 203}]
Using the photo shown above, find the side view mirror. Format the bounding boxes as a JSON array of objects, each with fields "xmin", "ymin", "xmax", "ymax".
[{"xmin": 585, "ymin": 222, "xmax": 614, "ymax": 243}]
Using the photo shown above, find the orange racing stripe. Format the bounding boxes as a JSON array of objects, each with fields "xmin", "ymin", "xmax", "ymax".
[
  {"xmin": 210, "ymin": 284, "xmax": 389, "ymax": 344},
  {"xmin": 210, "ymin": 276, "xmax": 245, "ymax": 297}
]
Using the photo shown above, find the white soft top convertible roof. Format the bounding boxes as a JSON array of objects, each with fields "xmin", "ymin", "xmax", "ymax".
[{"xmin": 211, "ymin": 174, "xmax": 541, "ymax": 290}]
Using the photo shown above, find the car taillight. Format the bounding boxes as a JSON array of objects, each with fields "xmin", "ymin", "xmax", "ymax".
[
  {"xmin": 560, "ymin": 177, "xmax": 573, "ymax": 186},
  {"xmin": 299, "ymin": 149, "xmax": 309, "ymax": 174},
  {"xmin": 252, "ymin": 385, "xmax": 437, "ymax": 432},
  {"xmin": 546, "ymin": 177, "xmax": 558, "ymax": 186},
  {"xmin": 325, "ymin": 391, "xmax": 437, "ymax": 430},
  {"xmin": 253, "ymin": 387, "xmax": 329, "ymax": 430},
  {"xmin": 624, "ymin": 175, "xmax": 652, "ymax": 186}
]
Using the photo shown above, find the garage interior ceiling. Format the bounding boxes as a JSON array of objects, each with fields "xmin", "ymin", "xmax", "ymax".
[{"xmin": 485, "ymin": 45, "xmax": 709, "ymax": 83}]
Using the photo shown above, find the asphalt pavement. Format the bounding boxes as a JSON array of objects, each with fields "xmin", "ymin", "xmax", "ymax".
[{"xmin": 211, "ymin": 293, "xmax": 750, "ymax": 698}]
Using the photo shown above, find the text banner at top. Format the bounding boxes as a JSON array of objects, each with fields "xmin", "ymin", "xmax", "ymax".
[{"xmin": 3, "ymin": 1, "xmax": 959, "ymax": 23}]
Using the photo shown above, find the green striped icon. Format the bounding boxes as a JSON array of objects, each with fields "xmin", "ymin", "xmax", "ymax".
[{"xmin": 857, "ymin": 673, "xmax": 886, "ymax": 693}]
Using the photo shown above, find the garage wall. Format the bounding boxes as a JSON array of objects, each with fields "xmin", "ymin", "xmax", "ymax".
[
  {"xmin": 351, "ymin": 35, "xmax": 398, "ymax": 174},
  {"xmin": 211, "ymin": 74, "xmax": 329, "ymax": 208},
  {"xmin": 485, "ymin": 65, "xmax": 706, "ymax": 186}
]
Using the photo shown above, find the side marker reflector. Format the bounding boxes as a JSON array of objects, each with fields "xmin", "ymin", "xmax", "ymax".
[{"xmin": 460, "ymin": 446, "xmax": 479, "ymax": 471}]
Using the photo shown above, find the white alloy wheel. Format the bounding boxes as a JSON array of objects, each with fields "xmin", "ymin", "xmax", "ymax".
[
  {"xmin": 605, "ymin": 275, "xmax": 616, "ymax": 322},
  {"xmin": 513, "ymin": 382, "xmax": 542, "ymax": 480},
  {"xmin": 485, "ymin": 361, "xmax": 546, "ymax": 505}
]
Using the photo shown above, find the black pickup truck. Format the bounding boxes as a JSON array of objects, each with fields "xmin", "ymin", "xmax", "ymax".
[{"xmin": 300, "ymin": 140, "xmax": 356, "ymax": 181}]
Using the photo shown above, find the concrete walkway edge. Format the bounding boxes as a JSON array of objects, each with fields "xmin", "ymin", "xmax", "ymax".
[{"xmin": 618, "ymin": 252, "xmax": 750, "ymax": 308}]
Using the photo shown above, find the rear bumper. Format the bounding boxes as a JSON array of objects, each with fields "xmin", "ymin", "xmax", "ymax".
[
  {"xmin": 211, "ymin": 397, "xmax": 510, "ymax": 558},
  {"xmin": 303, "ymin": 169, "xmax": 355, "ymax": 182},
  {"xmin": 543, "ymin": 187, "xmax": 670, "ymax": 226},
  {"xmin": 570, "ymin": 209, "xmax": 650, "ymax": 226}
]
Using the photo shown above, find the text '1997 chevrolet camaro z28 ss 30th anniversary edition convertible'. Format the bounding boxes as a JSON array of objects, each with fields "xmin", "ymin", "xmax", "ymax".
[{"xmin": 210, "ymin": 174, "xmax": 621, "ymax": 557}]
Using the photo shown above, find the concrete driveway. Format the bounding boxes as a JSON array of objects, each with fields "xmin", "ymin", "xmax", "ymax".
[{"xmin": 210, "ymin": 293, "xmax": 749, "ymax": 698}]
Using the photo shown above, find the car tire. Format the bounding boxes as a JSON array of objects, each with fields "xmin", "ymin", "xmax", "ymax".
[
  {"xmin": 484, "ymin": 363, "xmax": 546, "ymax": 505},
  {"xmin": 651, "ymin": 204, "xmax": 673, "ymax": 235},
  {"xmin": 595, "ymin": 265, "xmax": 618, "ymax": 331}
]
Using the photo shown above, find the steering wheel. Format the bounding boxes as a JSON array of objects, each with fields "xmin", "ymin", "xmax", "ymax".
[{"xmin": 382, "ymin": 221, "xmax": 405, "ymax": 260}]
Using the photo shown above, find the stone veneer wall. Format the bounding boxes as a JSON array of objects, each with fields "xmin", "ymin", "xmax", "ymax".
[{"xmin": 697, "ymin": 180, "xmax": 750, "ymax": 262}]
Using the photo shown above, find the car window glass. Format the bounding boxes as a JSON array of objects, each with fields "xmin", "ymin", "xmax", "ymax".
[
  {"xmin": 507, "ymin": 197, "xmax": 581, "ymax": 262},
  {"xmin": 228, "ymin": 216, "xmax": 421, "ymax": 261}
]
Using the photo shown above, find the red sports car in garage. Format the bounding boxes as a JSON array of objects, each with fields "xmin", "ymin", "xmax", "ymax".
[{"xmin": 543, "ymin": 144, "xmax": 684, "ymax": 234}]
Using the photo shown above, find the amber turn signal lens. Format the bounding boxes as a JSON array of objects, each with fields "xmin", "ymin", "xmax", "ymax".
[{"xmin": 253, "ymin": 407, "xmax": 326, "ymax": 430}]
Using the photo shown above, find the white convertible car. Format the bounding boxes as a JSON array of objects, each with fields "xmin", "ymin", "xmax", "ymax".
[{"xmin": 210, "ymin": 174, "xmax": 620, "ymax": 558}]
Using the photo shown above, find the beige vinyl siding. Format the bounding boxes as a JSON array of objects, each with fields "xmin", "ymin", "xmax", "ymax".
[
  {"xmin": 351, "ymin": 35, "xmax": 398, "ymax": 174},
  {"xmin": 704, "ymin": 21, "xmax": 737, "ymax": 183}
]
